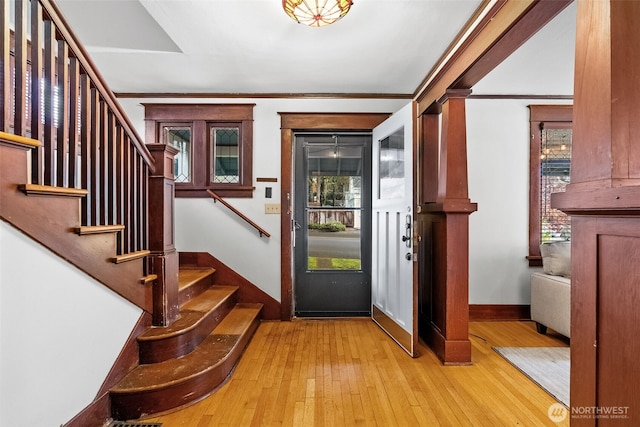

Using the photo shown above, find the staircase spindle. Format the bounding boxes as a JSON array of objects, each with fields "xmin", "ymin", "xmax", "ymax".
[
  {"xmin": 130, "ymin": 145, "xmax": 139, "ymax": 251},
  {"xmin": 123, "ymin": 137, "xmax": 132, "ymax": 253},
  {"xmin": 13, "ymin": 0, "xmax": 28, "ymax": 136},
  {"xmin": 55, "ymin": 38, "xmax": 69, "ymax": 187},
  {"xmin": 115, "ymin": 127, "xmax": 125, "ymax": 254},
  {"xmin": 68, "ymin": 56, "xmax": 80, "ymax": 188},
  {"xmin": 106, "ymin": 112, "xmax": 116, "ymax": 225},
  {"xmin": 98, "ymin": 98, "xmax": 108, "ymax": 225},
  {"xmin": 29, "ymin": 0, "xmax": 43, "ymax": 161},
  {"xmin": 0, "ymin": 1, "xmax": 10, "ymax": 132},
  {"xmin": 89, "ymin": 88, "xmax": 100, "ymax": 226},
  {"xmin": 79, "ymin": 73, "xmax": 91, "ymax": 224},
  {"xmin": 139, "ymin": 155, "xmax": 148, "ymax": 252},
  {"xmin": 42, "ymin": 18, "xmax": 55, "ymax": 186}
]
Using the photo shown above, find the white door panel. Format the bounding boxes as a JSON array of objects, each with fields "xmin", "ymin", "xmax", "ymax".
[{"xmin": 371, "ymin": 102, "xmax": 416, "ymax": 356}]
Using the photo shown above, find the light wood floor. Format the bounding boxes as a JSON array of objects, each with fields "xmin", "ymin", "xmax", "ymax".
[{"xmin": 145, "ymin": 319, "xmax": 569, "ymax": 426}]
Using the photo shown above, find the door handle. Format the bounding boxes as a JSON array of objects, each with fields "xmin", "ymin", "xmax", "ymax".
[
  {"xmin": 292, "ymin": 219, "xmax": 301, "ymax": 248},
  {"xmin": 403, "ymin": 214, "xmax": 412, "ymax": 248}
]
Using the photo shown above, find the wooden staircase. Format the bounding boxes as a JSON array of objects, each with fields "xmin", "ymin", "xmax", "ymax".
[
  {"xmin": 110, "ymin": 266, "xmax": 263, "ymax": 420},
  {"xmin": 3, "ymin": 2, "xmax": 274, "ymax": 423},
  {"xmin": 0, "ymin": 134, "xmax": 264, "ymax": 423}
]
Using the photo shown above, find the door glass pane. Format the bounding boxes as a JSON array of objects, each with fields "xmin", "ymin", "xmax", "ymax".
[
  {"xmin": 211, "ymin": 127, "xmax": 239, "ymax": 183},
  {"xmin": 379, "ymin": 127, "xmax": 405, "ymax": 199},
  {"xmin": 306, "ymin": 144, "xmax": 362, "ymax": 271},
  {"xmin": 163, "ymin": 126, "xmax": 191, "ymax": 183}
]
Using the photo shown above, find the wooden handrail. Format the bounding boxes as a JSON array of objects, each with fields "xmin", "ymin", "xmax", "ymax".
[{"xmin": 207, "ymin": 189, "xmax": 271, "ymax": 238}]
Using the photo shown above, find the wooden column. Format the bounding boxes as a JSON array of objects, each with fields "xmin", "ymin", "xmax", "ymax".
[
  {"xmin": 147, "ymin": 144, "xmax": 180, "ymax": 326},
  {"xmin": 552, "ymin": 1, "xmax": 640, "ymax": 425},
  {"xmin": 418, "ymin": 89, "xmax": 477, "ymax": 365}
]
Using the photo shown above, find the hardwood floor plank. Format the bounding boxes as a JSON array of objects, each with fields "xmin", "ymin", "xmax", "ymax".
[{"xmin": 143, "ymin": 319, "xmax": 569, "ymax": 426}]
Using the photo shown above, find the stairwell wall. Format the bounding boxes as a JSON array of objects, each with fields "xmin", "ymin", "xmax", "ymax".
[{"xmin": 0, "ymin": 222, "xmax": 142, "ymax": 427}]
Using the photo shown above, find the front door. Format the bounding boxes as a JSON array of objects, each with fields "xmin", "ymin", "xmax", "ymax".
[
  {"xmin": 371, "ymin": 102, "xmax": 417, "ymax": 356},
  {"xmin": 293, "ymin": 133, "xmax": 372, "ymax": 316}
]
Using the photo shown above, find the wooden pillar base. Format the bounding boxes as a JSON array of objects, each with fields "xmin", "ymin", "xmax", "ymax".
[
  {"xmin": 423, "ymin": 323, "xmax": 472, "ymax": 366},
  {"xmin": 418, "ymin": 201, "xmax": 476, "ymax": 365},
  {"xmin": 149, "ymin": 250, "xmax": 179, "ymax": 326}
]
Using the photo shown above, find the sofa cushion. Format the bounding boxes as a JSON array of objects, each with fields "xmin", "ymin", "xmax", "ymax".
[{"xmin": 540, "ymin": 241, "xmax": 571, "ymax": 278}]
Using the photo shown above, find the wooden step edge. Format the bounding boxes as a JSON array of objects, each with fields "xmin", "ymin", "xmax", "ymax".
[
  {"xmin": 18, "ymin": 184, "xmax": 88, "ymax": 197},
  {"xmin": 0, "ymin": 131, "xmax": 41, "ymax": 148},
  {"xmin": 212, "ymin": 303, "xmax": 263, "ymax": 335},
  {"xmin": 178, "ymin": 267, "xmax": 216, "ymax": 288},
  {"xmin": 111, "ymin": 250, "xmax": 151, "ymax": 264},
  {"xmin": 75, "ymin": 224, "xmax": 125, "ymax": 235},
  {"xmin": 137, "ymin": 286, "xmax": 239, "ymax": 342},
  {"xmin": 140, "ymin": 274, "xmax": 158, "ymax": 285},
  {"xmin": 111, "ymin": 305, "xmax": 262, "ymax": 395}
]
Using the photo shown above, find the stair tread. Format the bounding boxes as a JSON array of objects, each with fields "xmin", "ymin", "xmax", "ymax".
[
  {"xmin": 179, "ymin": 267, "xmax": 215, "ymax": 291},
  {"xmin": 112, "ymin": 303, "xmax": 262, "ymax": 393},
  {"xmin": 138, "ymin": 286, "xmax": 238, "ymax": 340}
]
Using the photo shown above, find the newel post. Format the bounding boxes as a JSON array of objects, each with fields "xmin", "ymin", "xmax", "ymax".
[{"xmin": 147, "ymin": 144, "xmax": 180, "ymax": 326}]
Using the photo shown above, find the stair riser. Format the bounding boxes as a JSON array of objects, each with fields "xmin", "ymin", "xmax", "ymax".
[
  {"xmin": 139, "ymin": 293, "xmax": 238, "ymax": 364},
  {"xmin": 111, "ymin": 361, "xmax": 230, "ymax": 420},
  {"xmin": 112, "ymin": 315, "xmax": 261, "ymax": 420},
  {"xmin": 178, "ymin": 274, "xmax": 215, "ymax": 305}
]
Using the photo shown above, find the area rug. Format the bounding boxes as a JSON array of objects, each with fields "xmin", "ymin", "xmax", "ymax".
[{"xmin": 493, "ymin": 347, "xmax": 569, "ymax": 407}]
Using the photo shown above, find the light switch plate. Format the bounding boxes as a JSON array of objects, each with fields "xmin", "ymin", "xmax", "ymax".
[{"xmin": 265, "ymin": 203, "xmax": 281, "ymax": 214}]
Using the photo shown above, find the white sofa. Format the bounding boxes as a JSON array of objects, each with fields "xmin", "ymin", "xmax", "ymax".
[{"xmin": 530, "ymin": 241, "xmax": 571, "ymax": 338}]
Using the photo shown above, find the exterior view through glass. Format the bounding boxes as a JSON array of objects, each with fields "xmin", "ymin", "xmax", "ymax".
[{"xmin": 306, "ymin": 143, "xmax": 363, "ymax": 271}]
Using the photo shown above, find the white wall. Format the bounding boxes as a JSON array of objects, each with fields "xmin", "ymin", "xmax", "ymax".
[
  {"xmin": 0, "ymin": 222, "xmax": 142, "ymax": 427},
  {"xmin": 466, "ymin": 98, "xmax": 571, "ymax": 304},
  {"xmin": 119, "ymin": 97, "xmax": 408, "ymax": 301},
  {"xmin": 464, "ymin": 1, "xmax": 575, "ymax": 304}
]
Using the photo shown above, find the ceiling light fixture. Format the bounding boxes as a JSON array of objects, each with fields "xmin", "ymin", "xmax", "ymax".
[{"xmin": 283, "ymin": 0, "xmax": 353, "ymax": 28}]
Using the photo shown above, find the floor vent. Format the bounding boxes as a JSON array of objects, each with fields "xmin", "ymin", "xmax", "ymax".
[{"xmin": 109, "ymin": 422, "xmax": 162, "ymax": 427}]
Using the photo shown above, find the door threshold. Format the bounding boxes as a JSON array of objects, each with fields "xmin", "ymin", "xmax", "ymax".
[{"xmin": 294, "ymin": 311, "xmax": 371, "ymax": 318}]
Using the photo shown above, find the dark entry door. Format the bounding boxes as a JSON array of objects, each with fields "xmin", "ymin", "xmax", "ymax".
[{"xmin": 294, "ymin": 133, "xmax": 372, "ymax": 316}]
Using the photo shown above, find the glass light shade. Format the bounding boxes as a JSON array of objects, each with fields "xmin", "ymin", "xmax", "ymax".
[{"xmin": 283, "ymin": 0, "xmax": 353, "ymax": 27}]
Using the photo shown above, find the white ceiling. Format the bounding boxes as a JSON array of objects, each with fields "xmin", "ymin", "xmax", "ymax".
[
  {"xmin": 55, "ymin": 0, "xmax": 577, "ymax": 97},
  {"xmin": 56, "ymin": 0, "xmax": 485, "ymax": 95},
  {"xmin": 473, "ymin": 1, "xmax": 575, "ymax": 96}
]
